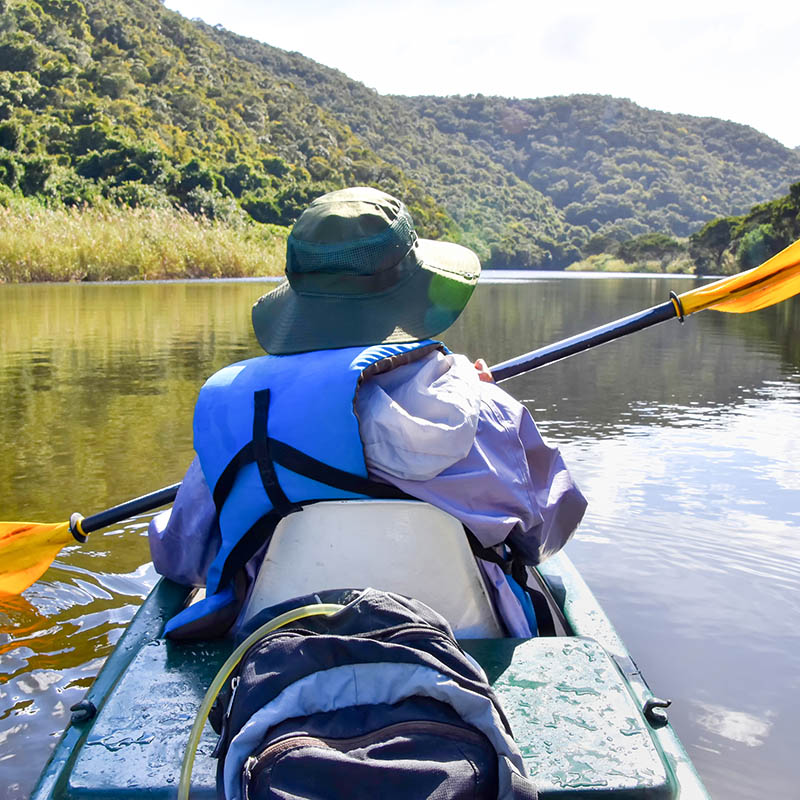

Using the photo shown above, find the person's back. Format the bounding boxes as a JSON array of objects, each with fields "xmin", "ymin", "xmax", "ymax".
[{"xmin": 148, "ymin": 186, "xmax": 586, "ymax": 640}]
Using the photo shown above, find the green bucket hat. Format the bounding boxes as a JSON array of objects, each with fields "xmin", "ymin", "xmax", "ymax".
[{"xmin": 252, "ymin": 187, "xmax": 480, "ymax": 354}]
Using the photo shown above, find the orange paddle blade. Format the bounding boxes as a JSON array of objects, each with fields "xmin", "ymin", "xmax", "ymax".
[
  {"xmin": 679, "ymin": 238, "xmax": 800, "ymax": 315},
  {"xmin": 0, "ymin": 521, "xmax": 73, "ymax": 596}
]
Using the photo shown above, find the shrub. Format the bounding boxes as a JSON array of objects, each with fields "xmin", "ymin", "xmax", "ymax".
[
  {"xmin": 0, "ymin": 31, "xmax": 41, "ymax": 72},
  {"xmin": 241, "ymin": 190, "xmax": 282, "ymax": 224},
  {"xmin": 616, "ymin": 232, "xmax": 683, "ymax": 263},
  {"xmin": 0, "ymin": 121, "xmax": 21, "ymax": 151},
  {"xmin": 19, "ymin": 156, "xmax": 53, "ymax": 195},
  {"xmin": 104, "ymin": 180, "xmax": 168, "ymax": 208},
  {"xmin": 736, "ymin": 223, "xmax": 781, "ymax": 269},
  {"xmin": 179, "ymin": 186, "xmax": 242, "ymax": 222},
  {"xmin": 43, "ymin": 168, "xmax": 100, "ymax": 206},
  {"xmin": 0, "ymin": 154, "xmax": 20, "ymax": 188}
]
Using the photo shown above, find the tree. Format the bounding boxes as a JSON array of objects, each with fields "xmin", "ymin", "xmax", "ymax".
[
  {"xmin": 689, "ymin": 217, "xmax": 734, "ymax": 272},
  {"xmin": 736, "ymin": 224, "xmax": 780, "ymax": 269}
]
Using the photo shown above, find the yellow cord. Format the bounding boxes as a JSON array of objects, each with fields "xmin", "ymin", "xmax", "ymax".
[{"xmin": 177, "ymin": 603, "xmax": 345, "ymax": 800}]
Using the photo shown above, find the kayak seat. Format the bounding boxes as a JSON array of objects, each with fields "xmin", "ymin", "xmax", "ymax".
[{"xmin": 242, "ymin": 499, "xmax": 505, "ymax": 638}]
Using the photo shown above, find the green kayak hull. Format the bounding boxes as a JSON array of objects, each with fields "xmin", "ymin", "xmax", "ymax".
[{"xmin": 31, "ymin": 551, "xmax": 710, "ymax": 799}]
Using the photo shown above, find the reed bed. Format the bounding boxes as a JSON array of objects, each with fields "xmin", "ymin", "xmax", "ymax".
[
  {"xmin": 0, "ymin": 201, "xmax": 288, "ymax": 282},
  {"xmin": 565, "ymin": 253, "xmax": 695, "ymax": 274}
]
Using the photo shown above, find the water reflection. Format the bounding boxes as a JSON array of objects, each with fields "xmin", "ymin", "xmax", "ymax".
[{"xmin": 0, "ymin": 277, "xmax": 798, "ymax": 800}]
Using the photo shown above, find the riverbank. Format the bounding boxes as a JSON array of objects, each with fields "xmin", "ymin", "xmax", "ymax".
[
  {"xmin": 0, "ymin": 200, "xmax": 703, "ymax": 282},
  {"xmin": 565, "ymin": 252, "xmax": 695, "ymax": 274},
  {"xmin": 0, "ymin": 201, "xmax": 287, "ymax": 283}
]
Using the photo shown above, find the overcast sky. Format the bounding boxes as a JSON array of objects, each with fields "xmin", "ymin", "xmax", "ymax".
[{"xmin": 164, "ymin": 0, "xmax": 799, "ymax": 149}]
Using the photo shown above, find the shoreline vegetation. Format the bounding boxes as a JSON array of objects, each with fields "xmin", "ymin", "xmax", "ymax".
[
  {"xmin": 565, "ymin": 253, "xmax": 694, "ymax": 274},
  {"xmin": 0, "ymin": 197, "xmax": 695, "ymax": 283},
  {"xmin": 0, "ymin": 199, "xmax": 287, "ymax": 282},
  {"xmin": 1, "ymin": 183, "xmax": 798, "ymax": 282}
]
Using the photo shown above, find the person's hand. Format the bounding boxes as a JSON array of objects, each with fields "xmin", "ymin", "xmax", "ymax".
[{"xmin": 473, "ymin": 358, "xmax": 495, "ymax": 383}]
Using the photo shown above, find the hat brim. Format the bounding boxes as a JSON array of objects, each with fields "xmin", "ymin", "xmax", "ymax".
[{"xmin": 252, "ymin": 239, "xmax": 480, "ymax": 355}]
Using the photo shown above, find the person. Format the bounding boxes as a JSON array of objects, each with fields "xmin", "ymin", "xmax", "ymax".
[{"xmin": 148, "ymin": 186, "xmax": 587, "ymax": 639}]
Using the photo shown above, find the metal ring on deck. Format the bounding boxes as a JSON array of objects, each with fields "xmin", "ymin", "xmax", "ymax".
[{"xmin": 669, "ymin": 291, "xmax": 686, "ymax": 323}]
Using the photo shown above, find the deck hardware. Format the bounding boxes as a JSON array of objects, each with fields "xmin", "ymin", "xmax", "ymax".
[
  {"xmin": 643, "ymin": 697, "xmax": 672, "ymax": 728},
  {"xmin": 70, "ymin": 699, "xmax": 97, "ymax": 724}
]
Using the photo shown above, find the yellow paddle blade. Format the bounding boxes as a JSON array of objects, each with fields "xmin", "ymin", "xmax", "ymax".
[
  {"xmin": 678, "ymin": 238, "xmax": 800, "ymax": 316},
  {"xmin": 0, "ymin": 521, "xmax": 73, "ymax": 596}
]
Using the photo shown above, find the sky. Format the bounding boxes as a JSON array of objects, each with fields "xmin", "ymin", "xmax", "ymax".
[{"xmin": 164, "ymin": 0, "xmax": 800, "ymax": 149}]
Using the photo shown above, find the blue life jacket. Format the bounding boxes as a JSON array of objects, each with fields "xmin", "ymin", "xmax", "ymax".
[{"xmin": 165, "ymin": 340, "xmax": 444, "ymax": 638}]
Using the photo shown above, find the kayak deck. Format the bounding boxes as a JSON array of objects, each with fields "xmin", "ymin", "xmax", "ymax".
[{"xmin": 32, "ymin": 553, "xmax": 709, "ymax": 799}]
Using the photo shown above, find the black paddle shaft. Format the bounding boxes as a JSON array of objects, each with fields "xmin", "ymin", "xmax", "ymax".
[
  {"xmin": 75, "ymin": 297, "xmax": 679, "ymax": 533},
  {"xmin": 81, "ymin": 483, "xmax": 181, "ymax": 534},
  {"xmin": 490, "ymin": 298, "xmax": 680, "ymax": 382}
]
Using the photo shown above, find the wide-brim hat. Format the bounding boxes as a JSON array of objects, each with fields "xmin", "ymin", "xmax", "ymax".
[{"xmin": 252, "ymin": 187, "xmax": 480, "ymax": 354}]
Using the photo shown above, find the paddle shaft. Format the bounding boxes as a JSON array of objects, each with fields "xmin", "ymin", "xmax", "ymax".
[
  {"xmin": 490, "ymin": 298, "xmax": 679, "ymax": 382},
  {"xmin": 76, "ymin": 299, "xmax": 679, "ymax": 529},
  {"xmin": 81, "ymin": 483, "xmax": 181, "ymax": 534}
]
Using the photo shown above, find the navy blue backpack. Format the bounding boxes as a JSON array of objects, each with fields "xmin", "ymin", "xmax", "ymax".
[{"xmin": 211, "ymin": 588, "xmax": 537, "ymax": 800}]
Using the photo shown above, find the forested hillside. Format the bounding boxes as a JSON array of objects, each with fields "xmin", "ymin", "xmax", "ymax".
[
  {"xmin": 1, "ymin": 0, "xmax": 799, "ymax": 270},
  {"xmin": 404, "ymin": 95, "xmax": 800, "ymax": 239},
  {"xmin": 0, "ymin": 0, "xmax": 453, "ymax": 238},
  {"xmin": 173, "ymin": 20, "xmax": 800, "ymax": 266},
  {"xmin": 198, "ymin": 23, "xmax": 576, "ymax": 267}
]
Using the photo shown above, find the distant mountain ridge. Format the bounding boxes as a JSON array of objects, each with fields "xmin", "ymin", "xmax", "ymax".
[
  {"xmin": 181, "ymin": 19, "xmax": 800, "ymax": 264},
  {"xmin": 2, "ymin": 0, "xmax": 799, "ymax": 267}
]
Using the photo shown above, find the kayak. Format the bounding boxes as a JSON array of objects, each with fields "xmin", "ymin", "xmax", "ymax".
[{"xmin": 30, "ymin": 499, "xmax": 710, "ymax": 799}]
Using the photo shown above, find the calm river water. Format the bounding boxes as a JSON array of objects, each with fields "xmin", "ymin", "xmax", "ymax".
[{"xmin": 1, "ymin": 275, "xmax": 798, "ymax": 799}]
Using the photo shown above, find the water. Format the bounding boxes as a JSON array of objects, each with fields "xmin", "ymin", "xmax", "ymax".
[{"xmin": 1, "ymin": 275, "xmax": 798, "ymax": 799}]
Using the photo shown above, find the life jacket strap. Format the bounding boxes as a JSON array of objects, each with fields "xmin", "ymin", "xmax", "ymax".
[
  {"xmin": 213, "ymin": 441, "xmax": 254, "ymax": 512},
  {"xmin": 216, "ymin": 509, "xmax": 284, "ymax": 592},
  {"xmin": 268, "ymin": 439, "xmax": 408, "ymax": 500},
  {"xmin": 463, "ymin": 526, "xmax": 558, "ymax": 637},
  {"xmin": 211, "ymin": 391, "xmax": 409, "ymax": 513},
  {"xmin": 253, "ymin": 389, "xmax": 301, "ymax": 516}
]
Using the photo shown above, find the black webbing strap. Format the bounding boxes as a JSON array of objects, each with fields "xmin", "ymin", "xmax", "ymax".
[
  {"xmin": 269, "ymin": 439, "xmax": 409, "ymax": 500},
  {"xmin": 212, "ymin": 441, "xmax": 255, "ymax": 513},
  {"xmin": 463, "ymin": 526, "xmax": 558, "ymax": 637},
  {"xmin": 253, "ymin": 389, "xmax": 300, "ymax": 516},
  {"xmin": 217, "ymin": 509, "xmax": 283, "ymax": 591},
  {"xmin": 463, "ymin": 527, "xmax": 513, "ymax": 571}
]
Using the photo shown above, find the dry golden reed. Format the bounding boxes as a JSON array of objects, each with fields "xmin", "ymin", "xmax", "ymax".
[{"xmin": 0, "ymin": 201, "xmax": 287, "ymax": 282}]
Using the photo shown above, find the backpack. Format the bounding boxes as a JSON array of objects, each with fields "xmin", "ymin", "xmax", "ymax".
[{"xmin": 211, "ymin": 588, "xmax": 537, "ymax": 800}]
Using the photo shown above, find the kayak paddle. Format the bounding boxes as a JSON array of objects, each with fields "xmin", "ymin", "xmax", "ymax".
[
  {"xmin": 0, "ymin": 484, "xmax": 180, "ymax": 596},
  {"xmin": 492, "ymin": 236, "xmax": 800, "ymax": 380},
  {"xmin": 2, "ymin": 237, "xmax": 799, "ymax": 595}
]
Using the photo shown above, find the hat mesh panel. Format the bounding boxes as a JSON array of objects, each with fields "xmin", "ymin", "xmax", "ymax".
[{"xmin": 287, "ymin": 215, "xmax": 415, "ymax": 275}]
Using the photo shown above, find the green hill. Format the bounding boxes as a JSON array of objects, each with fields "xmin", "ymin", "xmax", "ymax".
[
  {"xmin": 0, "ymin": 0, "xmax": 453, "ymax": 238},
  {"xmin": 402, "ymin": 94, "xmax": 800, "ymax": 239},
  {"xmin": 200, "ymin": 24, "xmax": 800, "ymax": 262},
  {"xmin": 1, "ymin": 0, "xmax": 799, "ymax": 270},
  {"xmin": 197, "ymin": 23, "xmax": 576, "ymax": 267}
]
